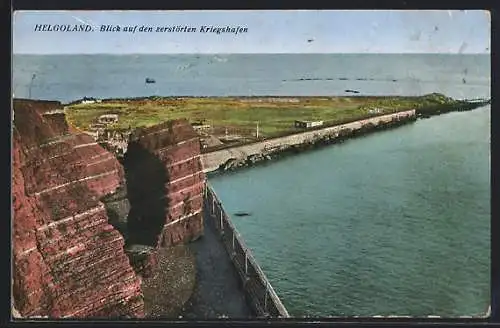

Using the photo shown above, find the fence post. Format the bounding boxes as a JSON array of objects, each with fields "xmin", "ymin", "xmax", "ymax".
[
  {"xmin": 212, "ymin": 197, "xmax": 215, "ymax": 216},
  {"xmin": 220, "ymin": 208, "xmax": 224, "ymax": 232},
  {"xmin": 264, "ymin": 284, "xmax": 268, "ymax": 314},
  {"xmin": 245, "ymin": 252, "xmax": 248, "ymax": 275}
]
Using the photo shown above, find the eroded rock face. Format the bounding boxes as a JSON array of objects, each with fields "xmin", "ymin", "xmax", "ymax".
[
  {"xmin": 124, "ymin": 119, "xmax": 205, "ymax": 250},
  {"xmin": 12, "ymin": 100, "xmax": 144, "ymax": 318}
]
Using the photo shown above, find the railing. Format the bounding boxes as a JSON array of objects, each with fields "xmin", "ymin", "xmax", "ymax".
[{"xmin": 204, "ymin": 184, "xmax": 290, "ymax": 318}]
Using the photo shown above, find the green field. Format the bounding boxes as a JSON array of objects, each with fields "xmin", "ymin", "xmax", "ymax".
[{"xmin": 65, "ymin": 93, "xmax": 460, "ymax": 138}]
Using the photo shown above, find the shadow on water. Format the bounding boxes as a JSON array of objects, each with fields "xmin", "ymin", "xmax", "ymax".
[{"xmin": 122, "ymin": 141, "xmax": 170, "ymax": 247}]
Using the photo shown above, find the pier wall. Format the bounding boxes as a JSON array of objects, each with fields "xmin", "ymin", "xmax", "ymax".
[
  {"xmin": 201, "ymin": 110, "xmax": 416, "ymax": 172},
  {"xmin": 204, "ymin": 185, "xmax": 289, "ymax": 318}
]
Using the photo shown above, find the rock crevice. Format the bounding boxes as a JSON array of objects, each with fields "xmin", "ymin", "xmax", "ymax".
[
  {"xmin": 121, "ymin": 119, "xmax": 206, "ymax": 278},
  {"xmin": 12, "ymin": 100, "xmax": 144, "ymax": 318},
  {"xmin": 13, "ymin": 100, "xmax": 206, "ymax": 318}
]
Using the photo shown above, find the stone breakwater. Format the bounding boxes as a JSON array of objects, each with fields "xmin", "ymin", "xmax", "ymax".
[
  {"xmin": 12, "ymin": 100, "xmax": 144, "ymax": 318},
  {"xmin": 201, "ymin": 110, "xmax": 417, "ymax": 173},
  {"xmin": 415, "ymin": 98, "xmax": 491, "ymax": 118}
]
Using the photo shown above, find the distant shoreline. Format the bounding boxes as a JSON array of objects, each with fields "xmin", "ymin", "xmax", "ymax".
[
  {"xmin": 201, "ymin": 98, "xmax": 490, "ymax": 175},
  {"xmin": 13, "ymin": 95, "xmax": 490, "ymax": 175}
]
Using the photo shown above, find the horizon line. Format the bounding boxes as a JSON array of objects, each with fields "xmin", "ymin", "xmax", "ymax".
[{"xmin": 13, "ymin": 52, "xmax": 491, "ymax": 55}]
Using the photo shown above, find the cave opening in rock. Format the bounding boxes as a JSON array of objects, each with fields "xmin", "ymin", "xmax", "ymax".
[{"xmin": 122, "ymin": 141, "xmax": 169, "ymax": 247}]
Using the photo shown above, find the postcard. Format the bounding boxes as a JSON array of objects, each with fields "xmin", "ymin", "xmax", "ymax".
[{"xmin": 11, "ymin": 9, "xmax": 491, "ymax": 320}]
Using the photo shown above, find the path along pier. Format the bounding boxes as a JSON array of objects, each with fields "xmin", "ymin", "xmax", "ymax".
[{"xmin": 180, "ymin": 184, "xmax": 290, "ymax": 318}]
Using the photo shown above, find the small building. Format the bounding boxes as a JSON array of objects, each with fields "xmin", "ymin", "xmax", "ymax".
[
  {"xmin": 98, "ymin": 114, "xmax": 119, "ymax": 124},
  {"xmin": 90, "ymin": 122, "xmax": 107, "ymax": 130},
  {"xmin": 294, "ymin": 120, "xmax": 324, "ymax": 129},
  {"xmin": 192, "ymin": 123, "xmax": 211, "ymax": 131}
]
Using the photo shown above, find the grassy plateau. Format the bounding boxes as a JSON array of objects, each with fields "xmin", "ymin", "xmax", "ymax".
[{"xmin": 64, "ymin": 93, "xmax": 486, "ymax": 140}]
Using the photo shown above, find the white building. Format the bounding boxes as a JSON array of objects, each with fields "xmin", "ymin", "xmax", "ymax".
[{"xmin": 294, "ymin": 120, "xmax": 324, "ymax": 129}]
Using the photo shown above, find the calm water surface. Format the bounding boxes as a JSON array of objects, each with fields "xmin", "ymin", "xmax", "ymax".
[
  {"xmin": 209, "ymin": 107, "xmax": 490, "ymax": 317},
  {"xmin": 13, "ymin": 54, "xmax": 490, "ymax": 102}
]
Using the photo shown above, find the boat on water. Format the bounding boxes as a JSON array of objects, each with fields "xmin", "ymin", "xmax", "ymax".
[
  {"xmin": 145, "ymin": 78, "xmax": 156, "ymax": 84},
  {"xmin": 234, "ymin": 211, "xmax": 252, "ymax": 217}
]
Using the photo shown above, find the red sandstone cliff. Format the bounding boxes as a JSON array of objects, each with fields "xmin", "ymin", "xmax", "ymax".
[
  {"xmin": 124, "ymin": 119, "xmax": 205, "ymax": 250},
  {"xmin": 12, "ymin": 100, "xmax": 144, "ymax": 318}
]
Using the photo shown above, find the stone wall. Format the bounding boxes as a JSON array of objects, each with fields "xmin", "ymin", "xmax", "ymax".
[{"xmin": 201, "ymin": 110, "xmax": 416, "ymax": 172}]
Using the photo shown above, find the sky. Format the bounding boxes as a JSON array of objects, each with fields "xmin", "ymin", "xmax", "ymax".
[{"xmin": 13, "ymin": 10, "xmax": 491, "ymax": 54}]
